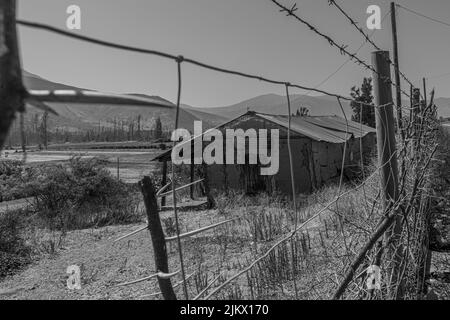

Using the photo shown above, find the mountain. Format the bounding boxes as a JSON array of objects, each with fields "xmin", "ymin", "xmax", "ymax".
[
  {"xmin": 22, "ymin": 71, "xmax": 224, "ymax": 132},
  {"xmin": 21, "ymin": 71, "xmax": 450, "ymax": 135},
  {"xmin": 187, "ymin": 93, "xmax": 353, "ymax": 120},
  {"xmin": 181, "ymin": 104, "xmax": 228, "ymax": 126},
  {"xmin": 186, "ymin": 94, "xmax": 450, "ymax": 122}
]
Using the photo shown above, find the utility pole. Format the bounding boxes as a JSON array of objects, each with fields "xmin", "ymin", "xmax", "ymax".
[
  {"xmin": 372, "ymin": 50, "xmax": 403, "ymax": 299},
  {"xmin": 391, "ymin": 2, "xmax": 403, "ymax": 137},
  {"xmin": 0, "ymin": 0, "xmax": 26, "ymax": 150}
]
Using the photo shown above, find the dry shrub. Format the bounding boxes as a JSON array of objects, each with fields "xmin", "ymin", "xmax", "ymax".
[{"xmin": 28, "ymin": 157, "xmax": 143, "ymax": 231}]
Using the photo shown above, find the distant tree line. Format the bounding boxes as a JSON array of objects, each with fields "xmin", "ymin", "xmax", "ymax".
[
  {"xmin": 5, "ymin": 114, "xmax": 168, "ymax": 149},
  {"xmin": 350, "ymin": 77, "xmax": 375, "ymax": 128}
]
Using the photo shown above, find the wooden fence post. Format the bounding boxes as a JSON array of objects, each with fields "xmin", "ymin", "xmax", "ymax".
[
  {"xmin": 372, "ymin": 50, "xmax": 403, "ymax": 299},
  {"xmin": 202, "ymin": 162, "xmax": 215, "ymax": 209},
  {"xmin": 390, "ymin": 2, "xmax": 403, "ymax": 138},
  {"xmin": 140, "ymin": 176, "xmax": 177, "ymax": 300},
  {"xmin": 0, "ymin": 0, "xmax": 26, "ymax": 150}
]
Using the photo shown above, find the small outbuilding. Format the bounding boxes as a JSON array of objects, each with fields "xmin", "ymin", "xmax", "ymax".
[{"xmin": 153, "ymin": 111, "xmax": 376, "ymax": 196}]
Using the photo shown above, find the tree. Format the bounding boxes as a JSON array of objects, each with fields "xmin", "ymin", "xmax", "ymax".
[
  {"xmin": 350, "ymin": 77, "xmax": 375, "ymax": 128},
  {"xmin": 154, "ymin": 116, "xmax": 163, "ymax": 140},
  {"xmin": 40, "ymin": 111, "xmax": 48, "ymax": 149},
  {"xmin": 136, "ymin": 115, "xmax": 142, "ymax": 140},
  {"xmin": 299, "ymin": 106, "xmax": 309, "ymax": 116}
]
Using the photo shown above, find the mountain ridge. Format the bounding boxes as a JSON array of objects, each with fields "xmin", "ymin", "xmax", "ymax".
[{"xmin": 21, "ymin": 71, "xmax": 450, "ymax": 133}]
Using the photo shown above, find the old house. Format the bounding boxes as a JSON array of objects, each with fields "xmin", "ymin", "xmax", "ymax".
[{"xmin": 153, "ymin": 111, "xmax": 376, "ymax": 196}]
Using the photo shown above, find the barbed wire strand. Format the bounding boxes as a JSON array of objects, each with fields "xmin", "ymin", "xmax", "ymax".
[
  {"xmin": 327, "ymin": 0, "xmax": 415, "ymax": 90},
  {"xmin": 16, "ymin": 19, "xmax": 377, "ymax": 107},
  {"xmin": 270, "ymin": 0, "xmax": 411, "ymax": 99},
  {"xmin": 298, "ymin": 7, "xmax": 390, "ymax": 109}
]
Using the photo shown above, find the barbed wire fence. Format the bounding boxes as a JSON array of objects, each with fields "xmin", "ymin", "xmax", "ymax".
[{"xmin": 0, "ymin": 0, "xmax": 443, "ymax": 300}]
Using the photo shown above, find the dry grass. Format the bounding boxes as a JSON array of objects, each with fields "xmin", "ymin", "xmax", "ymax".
[
  {"xmin": 1, "ymin": 153, "xmax": 448, "ymax": 300},
  {"xmin": 0, "ymin": 181, "xmax": 370, "ymax": 300}
]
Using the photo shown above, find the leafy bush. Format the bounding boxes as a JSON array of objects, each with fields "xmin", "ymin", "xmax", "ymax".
[
  {"xmin": 0, "ymin": 160, "xmax": 38, "ymax": 202},
  {"xmin": 27, "ymin": 157, "xmax": 142, "ymax": 230}
]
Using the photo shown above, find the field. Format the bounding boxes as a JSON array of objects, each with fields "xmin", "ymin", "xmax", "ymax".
[
  {"xmin": 0, "ymin": 148, "xmax": 163, "ymax": 184},
  {"xmin": 0, "ymin": 192, "xmax": 332, "ymax": 300},
  {"xmin": 1, "ymin": 187, "xmax": 448, "ymax": 300}
]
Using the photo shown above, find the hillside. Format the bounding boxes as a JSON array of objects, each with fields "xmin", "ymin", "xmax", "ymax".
[
  {"xmin": 21, "ymin": 71, "xmax": 450, "ymax": 132},
  {"xmin": 181, "ymin": 104, "xmax": 228, "ymax": 126},
  {"xmin": 186, "ymin": 93, "xmax": 353, "ymax": 120},
  {"xmin": 22, "ymin": 71, "xmax": 222, "ymax": 132},
  {"xmin": 188, "ymin": 94, "xmax": 450, "ymax": 121}
]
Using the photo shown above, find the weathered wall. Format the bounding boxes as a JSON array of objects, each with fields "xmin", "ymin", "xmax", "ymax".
[
  {"xmin": 207, "ymin": 137, "xmax": 311, "ymax": 194},
  {"xmin": 200, "ymin": 114, "xmax": 377, "ymax": 195},
  {"xmin": 206, "ymin": 133, "xmax": 376, "ymax": 195}
]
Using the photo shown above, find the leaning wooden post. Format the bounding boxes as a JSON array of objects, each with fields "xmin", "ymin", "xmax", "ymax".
[
  {"xmin": 412, "ymin": 88, "xmax": 421, "ymax": 117},
  {"xmin": 139, "ymin": 176, "xmax": 177, "ymax": 300},
  {"xmin": 372, "ymin": 50, "xmax": 403, "ymax": 299},
  {"xmin": 412, "ymin": 88, "xmax": 421, "ymax": 155},
  {"xmin": 0, "ymin": 0, "xmax": 26, "ymax": 150}
]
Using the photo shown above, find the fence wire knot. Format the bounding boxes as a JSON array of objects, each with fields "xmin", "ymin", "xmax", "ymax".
[{"xmin": 176, "ymin": 55, "xmax": 184, "ymax": 63}]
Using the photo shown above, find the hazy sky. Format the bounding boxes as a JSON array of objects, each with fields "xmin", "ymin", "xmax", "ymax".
[{"xmin": 17, "ymin": 0, "xmax": 450, "ymax": 107}]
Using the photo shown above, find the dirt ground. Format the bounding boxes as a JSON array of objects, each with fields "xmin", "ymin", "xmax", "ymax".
[
  {"xmin": 0, "ymin": 194, "xmax": 447, "ymax": 300},
  {"xmin": 0, "ymin": 204, "xmax": 251, "ymax": 300}
]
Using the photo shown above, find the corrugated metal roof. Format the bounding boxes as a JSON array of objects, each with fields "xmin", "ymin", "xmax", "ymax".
[
  {"xmin": 256, "ymin": 114, "xmax": 349, "ymax": 143},
  {"xmin": 301, "ymin": 115, "xmax": 375, "ymax": 139},
  {"xmin": 152, "ymin": 111, "xmax": 376, "ymax": 161},
  {"xmin": 256, "ymin": 113, "xmax": 375, "ymax": 143}
]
